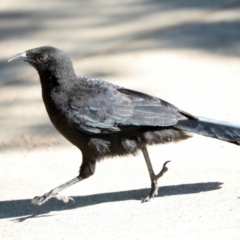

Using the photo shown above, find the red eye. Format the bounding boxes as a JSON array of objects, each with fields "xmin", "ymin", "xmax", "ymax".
[{"xmin": 38, "ymin": 55, "xmax": 47, "ymax": 61}]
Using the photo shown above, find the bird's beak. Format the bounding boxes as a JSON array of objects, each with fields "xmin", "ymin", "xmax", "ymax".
[
  {"xmin": 8, "ymin": 52, "xmax": 28, "ymax": 62},
  {"xmin": 8, "ymin": 52, "xmax": 37, "ymax": 64}
]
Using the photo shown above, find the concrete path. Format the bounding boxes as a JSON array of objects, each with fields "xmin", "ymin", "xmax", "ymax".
[{"xmin": 1, "ymin": 0, "xmax": 240, "ymax": 239}]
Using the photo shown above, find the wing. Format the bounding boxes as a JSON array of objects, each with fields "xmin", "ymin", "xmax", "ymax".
[
  {"xmin": 117, "ymin": 88, "xmax": 184, "ymax": 126},
  {"xmin": 68, "ymin": 78, "xmax": 186, "ymax": 134},
  {"xmin": 68, "ymin": 78, "xmax": 133, "ymax": 134}
]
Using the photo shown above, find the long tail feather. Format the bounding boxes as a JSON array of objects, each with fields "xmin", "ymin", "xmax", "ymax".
[{"xmin": 175, "ymin": 116, "xmax": 240, "ymax": 145}]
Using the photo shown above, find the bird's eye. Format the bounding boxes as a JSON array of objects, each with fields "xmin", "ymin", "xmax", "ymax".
[{"xmin": 38, "ymin": 55, "xmax": 47, "ymax": 61}]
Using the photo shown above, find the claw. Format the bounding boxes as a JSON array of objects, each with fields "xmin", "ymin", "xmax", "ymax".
[
  {"xmin": 163, "ymin": 160, "xmax": 171, "ymax": 168},
  {"xmin": 142, "ymin": 160, "xmax": 171, "ymax": 203},
  {"xmin": 54, "ymin": 194, "xmax": 75, "ymax": 204},
  {"xmin": 31, "ymin": 192, "xmax": 75, "ymax": 206},
  {"xmin": 142, "ymin": 179, "xmax": 159, "ymax": 203},
  {"xmin": 155, "ymin": 160, "xmax": 170, "ymax": 179},
  {"xmin": 141, "ymin": 195, "xmax": 155, "ymax": 203}
]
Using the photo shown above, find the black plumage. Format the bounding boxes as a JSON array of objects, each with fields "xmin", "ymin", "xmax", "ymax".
[{"xmin": 8, "ymin": 46, "xmax": 240, "ymax": 205}]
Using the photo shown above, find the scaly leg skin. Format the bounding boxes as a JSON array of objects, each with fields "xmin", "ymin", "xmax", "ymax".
[
  {"xmin": 142, "ymin": 147, "xmax": 170, "ymax": 202},
  {"xmin": 31, "ymin": 176, "xmax": 81, "ymax": 206}
]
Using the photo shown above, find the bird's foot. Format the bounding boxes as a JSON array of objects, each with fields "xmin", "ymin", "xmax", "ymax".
[
  {"xmin": 142, "ymin": 161, "xmax": 170, "ymax": 203},
  {"xmin": 142, "ymin": 180, "xmax": 158, "ymax": 202},
  {"xmin": 31, "ymin": 190, "xmax": 75, "ymax": 206}
]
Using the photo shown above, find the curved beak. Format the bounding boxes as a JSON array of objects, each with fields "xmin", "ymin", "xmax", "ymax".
[{"xmin": 8, "ymin": 52, "xmax": 28, "ymax": 62}]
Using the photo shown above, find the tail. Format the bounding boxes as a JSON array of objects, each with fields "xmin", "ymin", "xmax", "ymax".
[{"xmin": 175, "ymin": 116, "xmax": 240, "ymax": 145}]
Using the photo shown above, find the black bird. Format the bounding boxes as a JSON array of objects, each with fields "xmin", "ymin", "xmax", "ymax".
[{"xmin": 8, "ymin": 46, "xmax": 240, "ymax": 205}]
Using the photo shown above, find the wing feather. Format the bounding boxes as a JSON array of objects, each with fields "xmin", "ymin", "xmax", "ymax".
[{"xmin": 67, "ymin": 78, "xmax": 185, "ymax": 134}]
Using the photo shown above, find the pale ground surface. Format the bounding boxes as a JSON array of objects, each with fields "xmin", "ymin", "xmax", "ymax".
[{"xmin": 1, "ymin": 0, "xmax": 240, "ymax": 239}]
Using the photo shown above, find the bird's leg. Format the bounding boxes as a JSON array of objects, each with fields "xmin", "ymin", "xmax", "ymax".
[
  {"xmin": 31, "ymin": 176, "xmax": 81, "ymax": 206},
  {"xmin": 141, "ymin": 147, "xmax": 170, "ymax": 202},
  {"xmin": 31, "ymin": 156, "xmax": 96, "ymax": 206}
]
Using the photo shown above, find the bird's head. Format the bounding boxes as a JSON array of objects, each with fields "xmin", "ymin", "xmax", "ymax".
[{"xmin": 8, "ymin": 46, "xmax": 76, "ymax": 80}]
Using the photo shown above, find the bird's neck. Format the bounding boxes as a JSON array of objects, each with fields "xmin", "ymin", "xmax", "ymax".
[
  {"xmin": 38, "ymin": 68, "xmax": 76, "ymax": 89},
  {"xmin": 38, "ymin": 69, "xmax": 76, "ymax": 115},
  {"xmin": 39, "ymin": 70, "xmax": 59, "ymax": 90}
]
